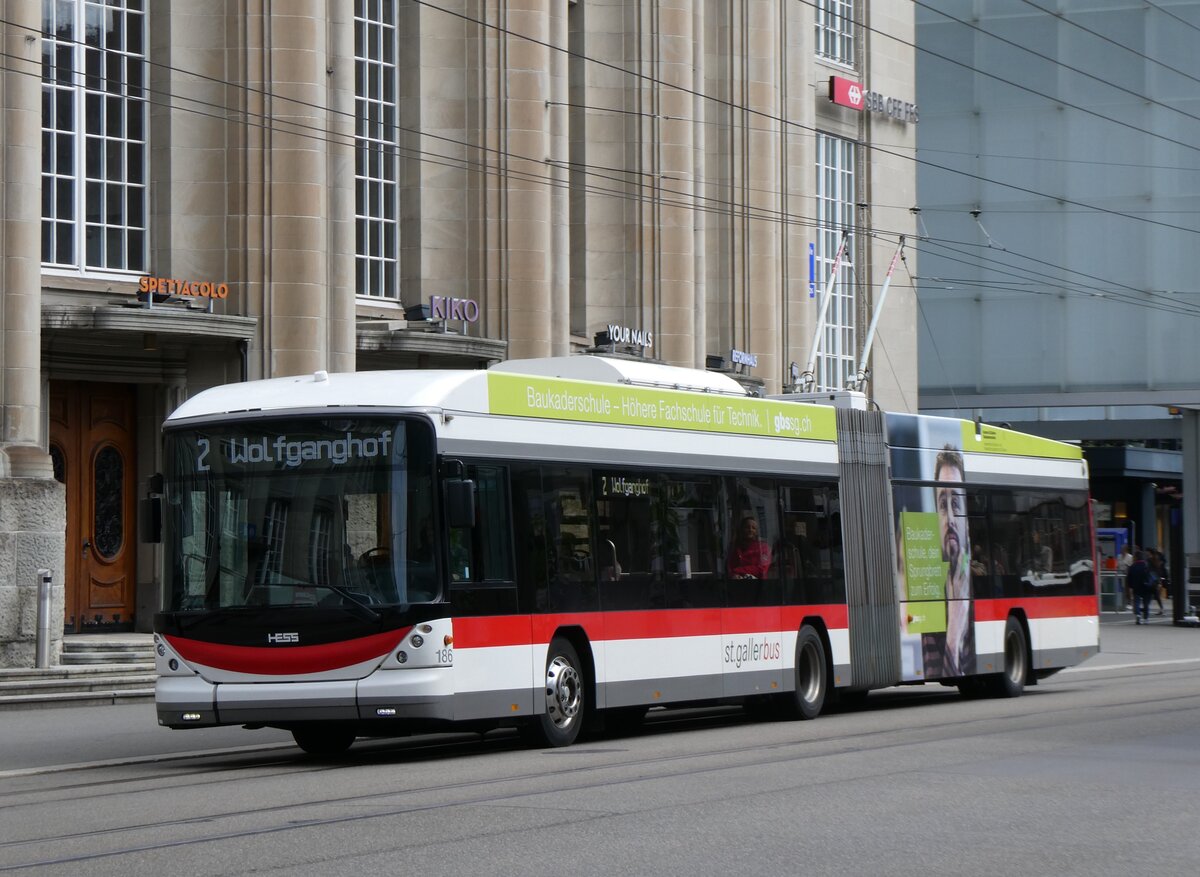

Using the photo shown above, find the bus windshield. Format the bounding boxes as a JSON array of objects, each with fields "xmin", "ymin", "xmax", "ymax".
[{"xmin": 163, "ymin": 416, "xmax": 437, "ymax": 612}]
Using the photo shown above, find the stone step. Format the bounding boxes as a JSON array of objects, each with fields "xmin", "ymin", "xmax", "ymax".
[
  {"xmin": 0, "ymin": 663, "xmax": 155, "ymax": 682},
  {"xmin": 0, "ymin": 688, "xmax": 154, "ymax": 711},
  {"xmin": 0, "ymin": 659, "xmax": 157, "ymax": 710},
  {"xmin": 61, "ymin": 649, "xmax": 156, "ymax": 665},
  {"xmin": 61, "ymin": 635, "xmax": 156, "ymax": 666},
  {"xmin": 0, "ymin": 673, "xmax": 157, "ymax": 697}
]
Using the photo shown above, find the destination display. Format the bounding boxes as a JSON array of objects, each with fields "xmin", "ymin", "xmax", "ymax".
[
  {"xmin": 598, "ymin": 473, "xmax": 652, "ymax": 499},
  {"xmin": 189, "ymin": 422, "xmax": 400, "ymax": 473}
]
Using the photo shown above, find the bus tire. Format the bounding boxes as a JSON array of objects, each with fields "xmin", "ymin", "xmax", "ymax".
[
  {"xmin": 786, "ymin": 624, "xmax": 828, "ymax": 720},
  {"xmin": 292, "ymin": 725, "xmax": 356, "ymax": 756},
  {"xmin": 524, "ymin": 637, "xmax": 586, "ymax": 747},
  {"xmin": 990, "ymin": 616, "xmax": 1029, "ymax": 698}
]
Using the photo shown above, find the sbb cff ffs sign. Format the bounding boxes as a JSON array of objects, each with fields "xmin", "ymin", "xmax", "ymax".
[
  {"xmin": 828, "ymin": 75, "xmax": 919, "ymax": 123},
  {"xmin": 829, "ymin": 76, "xmax": 863, "ymax": 110}
]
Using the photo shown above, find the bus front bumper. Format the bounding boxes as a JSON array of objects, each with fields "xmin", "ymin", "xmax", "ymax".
[{"xmin": 155, "ymin": 668, "xmax": 454, "ymax": 729}]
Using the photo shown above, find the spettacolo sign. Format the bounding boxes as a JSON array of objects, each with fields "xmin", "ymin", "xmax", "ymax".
[
  {"xmin": 486, "ymin": 372, "xmax": 837, "ymax": 442},
  {"xmin": 138, "ymin": 276, "xmax": 229, "ymax": 299}
]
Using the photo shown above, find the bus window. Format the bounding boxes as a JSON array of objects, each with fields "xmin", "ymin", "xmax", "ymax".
[
  {"xmin": 728, "ymin": 477, "xmax": 782, "ymax": 608},
  {"xmin": 447, "ymin": 465, "xmax": 513, "ymax": 585},
  {"xmin": 989, "ymin": 489, "xmax": 1092, "ymax": 598},
  {"xmin": 543, "ymin": 467, "xmax": 598, "ymax": 612},
  {"xmin": 446, "ymin": 464, "xmax": 519, "ymax": 617},
  {"xmin": 510, "ymin": 464, "xmax": 548, "ymax": 612},
  {"xmin": 967, "ymin": 491, "xmax": 998, "ymax": 599},
  {"xmin": 661, "ymin": 474, "xmax": 723, "ymax": 609},
  {"xmin": 781, "ymin": 482, "xmax": 843, "ymax": 604},
  {"xmin": 594, "ymin": 470, "xmax": 661, "ymax": 611}
]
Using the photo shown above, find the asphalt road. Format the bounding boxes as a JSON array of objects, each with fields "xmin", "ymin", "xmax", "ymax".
[{"xmin": 1, "ymin": 614, "xmax": 1198, "ymax": 876}]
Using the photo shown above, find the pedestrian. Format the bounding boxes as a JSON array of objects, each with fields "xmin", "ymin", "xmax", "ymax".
[
  {"xmin": 1126, "ymin": 550, "xmax": 1153, "ymax": 624},
  {"xmin": 1149, "ymin": 548, "xmax": 1169, "ymax": 616},
  {"xmin": 1117, "ymin": 543, "xmax": 1135, "ymax": 609}
]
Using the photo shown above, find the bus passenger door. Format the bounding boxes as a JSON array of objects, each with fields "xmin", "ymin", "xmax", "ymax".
[
  {"xmin": 722, "ymin": 477, "xmax": 784, "ymax": 698},
  {"xmin": 447, "ymin": 463, "xmax": 531, "ymax": 721}
]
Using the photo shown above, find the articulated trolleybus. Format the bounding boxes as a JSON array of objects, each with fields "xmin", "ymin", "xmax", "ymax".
[{"xmin": 154, "ymin": 355, "xmax": 1099, "ymax": 754}]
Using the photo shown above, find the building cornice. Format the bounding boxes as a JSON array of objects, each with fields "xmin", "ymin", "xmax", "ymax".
[{"xmin": 42, "ymin": 304, "xmax": 257, "ymax": 340}]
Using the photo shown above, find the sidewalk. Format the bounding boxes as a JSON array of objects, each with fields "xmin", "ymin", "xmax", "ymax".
[{"xmin": 1089, "ymin": 600, "xmax": 1200, "ymax": 672}]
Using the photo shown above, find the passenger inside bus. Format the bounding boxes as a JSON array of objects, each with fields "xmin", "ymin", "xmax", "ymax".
[
  {"xmin": 1031, "ymin": 530, "xmax": 1053, "ymax": 573},
  {"xmin": 727, "ymin": 515, "xmax": 772, "ymax": 580}
]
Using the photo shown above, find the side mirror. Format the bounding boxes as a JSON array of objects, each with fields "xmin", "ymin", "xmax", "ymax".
[
  {"xmin": 139, "ymin": 496, "xmax": 162, "ymax": 543},
  {"xmin": 445, "ymin": 479, "xmax": 476, "ymax": 529}
]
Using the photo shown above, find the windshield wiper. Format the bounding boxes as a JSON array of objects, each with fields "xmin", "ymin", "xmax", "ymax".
[{"xmin": 312, "ymin": 583, "xmax": 381, "ymax": 621}]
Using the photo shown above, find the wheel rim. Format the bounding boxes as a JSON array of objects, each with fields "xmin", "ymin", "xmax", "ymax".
[
  {"xmin": 545, "ymin": 654, "xmax": 582, "ymax": 730},
  {"xmin": 798, "ymin": 639, "xmax": 821, "ymax": 705},
  {"xmin": 1004, "ymin": 627, "xmax": 1026, "ymax": 685}
]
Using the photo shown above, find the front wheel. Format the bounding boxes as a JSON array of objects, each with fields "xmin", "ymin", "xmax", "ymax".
[{"xmin": 524, "ymin": 637, "xmax": 586, "ymax": 747}]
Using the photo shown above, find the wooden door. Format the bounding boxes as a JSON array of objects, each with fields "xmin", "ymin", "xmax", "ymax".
[{"xmin": 49, "ymin": 382, "xmax": 138, "ymax": 632}]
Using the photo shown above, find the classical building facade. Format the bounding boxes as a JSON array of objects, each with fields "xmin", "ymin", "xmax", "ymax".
[{"xmin": 0, "ymin": 0, "xmax": 918, "ymax": 664}]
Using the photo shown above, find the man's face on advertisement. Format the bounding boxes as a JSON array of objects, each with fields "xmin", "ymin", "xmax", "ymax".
[{"xmin": 936, "ymin": 463, "xmax": 967, "ymax": 570}]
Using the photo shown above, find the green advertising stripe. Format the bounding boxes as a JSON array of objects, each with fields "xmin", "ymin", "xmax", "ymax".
[
  {"xmin": 487, "ymin": 373, "xmax": 837, "ymax": 442},
  {"xmin": 901, "ymin": 510, "xmax": 948, "ymax": 602},
  {"xmin": 903, "ymin": 600, "xmax": 949, "ymax": 636},
  {"xmin": 961, "ymin": 421, "xmax": 1082, "ymax": 460}
]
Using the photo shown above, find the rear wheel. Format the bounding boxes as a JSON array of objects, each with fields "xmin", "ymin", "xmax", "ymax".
[
  {"xmin": 291, "ymin": 725, "xmax": 356, "ymax": 756},
  {"xmin": 524, "ymin": 637, "xmax": 586, "ymax": 747},
  {"xmin": 989, "ymin": 616, "xmax": 1029, "ymax": 698},
  {"xmin": 784, "ymin": 625, "xmax": 828, "ymax": 720}
]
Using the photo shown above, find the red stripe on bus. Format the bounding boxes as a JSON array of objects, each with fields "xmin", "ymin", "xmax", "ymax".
[
  {"xmin": 974, "ymin": 595, "xmax": 1098, "ymax": 622},
  {"xmin": 780, "ymin": 605, "xmax": 850, "ymax": 631},
  {"xmin": 453, "ymin": 606, "xmax": 850, "ymax": 648},
  {"xmin": 166, "ymin": 629, "xmax": 407, "ymax": 676}
]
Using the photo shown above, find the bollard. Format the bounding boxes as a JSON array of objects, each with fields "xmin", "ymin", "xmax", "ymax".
[{"xmin": 35, "ymin": 569, "xmax": 54, "ymax": 669}]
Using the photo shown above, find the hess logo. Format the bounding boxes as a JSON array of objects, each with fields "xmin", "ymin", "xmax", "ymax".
[{"xmin": 267, "ymin": 632, "xmax": 299, "ymax": 644}]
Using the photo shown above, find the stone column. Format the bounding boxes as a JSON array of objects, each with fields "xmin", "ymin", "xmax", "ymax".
[
  {"xmin": 547, "ymin": 0, "xmax": 570, "ymax": 355},
  {"xmin": 1, "ymin": 4, "xmax": 66, "ymax": 667},
  {"xmin": 568, "ymin": 0, "xmax": 631, "ymax": 343},
  {"xmin": 655, "ymin": 0, "xmax": 697, "ymax": 369},
  {"xmin": 499, "ymin": 0, "xmax": 554, "ymax": 359},
  {"xmin": 241, "ymin": 1, "xmax": 355, "ymax": 379},
  {"xmin": 744, "ymin": 0, "xmax": 780, "ymax": 391},
  {"xmin": 1, "ymin": 2, "xmax": 44, "ymax": 459}
]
